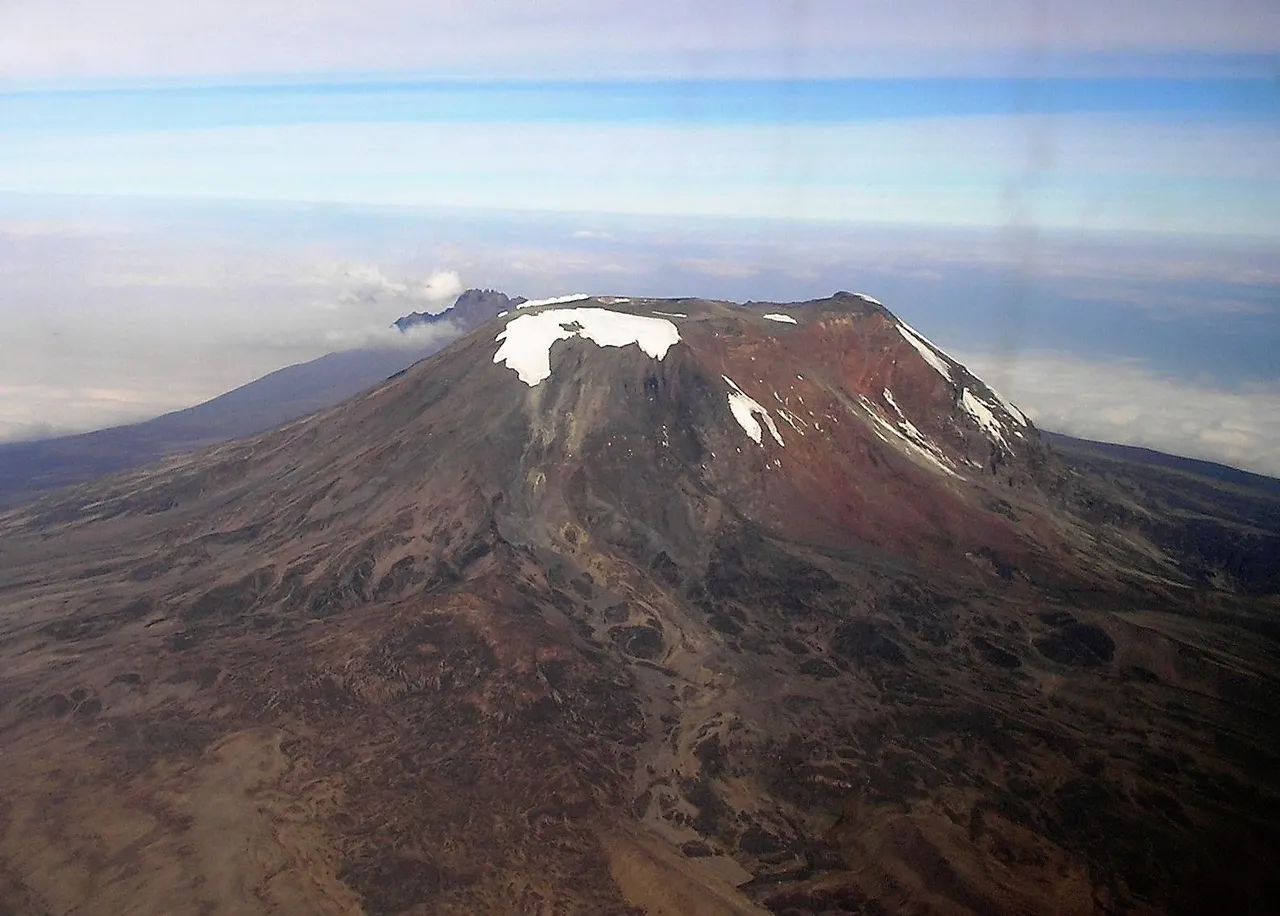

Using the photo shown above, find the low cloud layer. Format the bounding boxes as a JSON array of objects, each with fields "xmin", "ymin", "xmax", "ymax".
[
  {"xmin": 960, "ymin": 350, "xmax": 1280, "ymax": 477},
  {"xmin": 0, "ymin": 219, "xmax": 471, "ymax": 440},
  {"xmin": 326, "ymin": 265, "xmax": 463, "ymax": 313}
]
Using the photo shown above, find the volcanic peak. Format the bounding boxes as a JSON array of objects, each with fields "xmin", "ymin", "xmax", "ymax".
[{"xmin": 484, "ymin": 293, "xmax": 1030, "ymax": 479}]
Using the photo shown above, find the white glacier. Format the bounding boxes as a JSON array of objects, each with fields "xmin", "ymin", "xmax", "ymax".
[{"xmin": 493, "ymin": 307, "xmax": 680, "ymax": 387}]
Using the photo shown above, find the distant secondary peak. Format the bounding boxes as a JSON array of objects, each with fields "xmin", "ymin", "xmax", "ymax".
[
  {"xmin": 394, "ymin": 288, "xmax": 525, "ymax": 332},
  {"xmin": 493, "ymin": 306, "xmax": 681, "ymax": 387}
]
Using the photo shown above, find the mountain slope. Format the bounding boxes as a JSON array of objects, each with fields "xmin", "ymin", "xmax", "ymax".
[
  {"xmin": 0, "ymin": 289, "xmax": 521, "ymax": 508},
  {"xmin": 0, "ymin": 346, "xmax": 433, "ymax": 507},
  {"xmin": 0, "ymin": 293, "xmax": 1276, "ymax": 915},
  {"xmin": 1045, "ymin": 431, "xmax": 1280, "ymax": 593}
]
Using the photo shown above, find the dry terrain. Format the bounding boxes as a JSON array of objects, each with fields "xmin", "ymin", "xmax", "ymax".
[{"xmin": 1, "ymin": 293, "xmax": 1277, "ymax": 914}]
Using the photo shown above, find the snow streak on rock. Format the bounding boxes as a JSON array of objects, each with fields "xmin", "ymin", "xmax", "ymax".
[
  {"xmin": 762, "ymin": 313, "xmax": 798, "ymax": 324},
  {"xmin": 494, "ymin": 307, "xmax": 680, "ymax": 387},
  {"xmin": 723, "ymin": 376, "xmax": 784, "ymax": 448},
  {"xmin": 891, "ymin": 316, "xmax": 1027, "ymax": 444},
  {"xmin": 896, "ymin": 322, "xmax": 954, "ymax": 384},
  {"xmin": 960, "ymin": 388, "xmax": 1011, "ymax": 450},
  {"xmin": 985, "ymin": 384, "xmax": 1028, "ymax": 427},
  {"xmin": 866, "ymin": 390, "xmax": 958, "ymax": 477},
  {"xmin": 859, "ymin": 397, "xmax": 958, "ymax": 477}
]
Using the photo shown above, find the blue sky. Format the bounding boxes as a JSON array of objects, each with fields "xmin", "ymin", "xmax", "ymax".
[
  {"xmin": 1, "ymin": 0, "xmax": 1278, "ymax": 473},
  {"xmin": 3, "ymin": 78, "xmax": 1277, "ymax": 235}
]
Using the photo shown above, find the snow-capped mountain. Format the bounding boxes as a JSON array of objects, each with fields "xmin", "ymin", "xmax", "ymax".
[{"xmin": 0, "ymin": 292, "xmax": 1275, "ymax": 915}]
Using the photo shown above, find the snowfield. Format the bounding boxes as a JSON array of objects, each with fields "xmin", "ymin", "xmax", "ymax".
[
  {"xmin": 517, "ymin": 294, "xmax": 592, "ymax": 309},
  {"xmin": 494, "ymin": 307, "xmax": 681, "ymax": 386}
]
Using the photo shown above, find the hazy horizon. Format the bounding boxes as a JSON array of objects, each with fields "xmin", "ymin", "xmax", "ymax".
[{"xmin": 2, "ymin": 1, "xmax": 1277, "ymax": 475}]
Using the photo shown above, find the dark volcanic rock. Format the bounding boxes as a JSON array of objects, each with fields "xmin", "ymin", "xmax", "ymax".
[
  {"xmin": 394, "ymin": 288, "xmax": 525, "ymax": 333},
  {"xmin": 1035, "ymin": 621, "xmax": 1116, "ymax": 666},
  {"xmin": 0, "ymin": 292, "xmax": 1277, "ymax": 916},
  {"xmin": 610, "ymin": 625, "xmax": 664, "ymax": 659}
]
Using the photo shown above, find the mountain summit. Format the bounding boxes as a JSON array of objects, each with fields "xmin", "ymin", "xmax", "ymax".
[{"xmin": 0, "ymin": 293, "xmax": 1275, "ymax": 915}]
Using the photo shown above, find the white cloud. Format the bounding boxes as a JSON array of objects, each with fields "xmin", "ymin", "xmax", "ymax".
[
  {"xmin": 322, "ymin": 317, "xmax": 460, "ymax": 352},
  {"xmin": 0, "ymin": 381, "xmax": 208, "ymax": 442},
  {"xmin": 959, "ymin": 349, "xmax": 1280, "ymax": 477},
  {"xmin": 324, "ymin": 265, "xmax": 463, "ymax": 314},
  {"xmin": 420, "ymin": 268, "xmax": 464, "ymax": 304}
]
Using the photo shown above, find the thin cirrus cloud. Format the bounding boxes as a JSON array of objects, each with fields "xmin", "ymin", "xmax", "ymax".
[{"xmin": 1, "ymin": 1, "xmax": 1277, "ymax": 81}]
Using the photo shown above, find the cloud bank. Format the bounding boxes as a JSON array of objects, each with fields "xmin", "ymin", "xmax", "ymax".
[
  {"xmin": 0, "ymin": 216, "xmax": 470, "ymax": 440},
  {"xmin": 960, "ymin": 350, "xmax": 1280, "ymax": 477}
]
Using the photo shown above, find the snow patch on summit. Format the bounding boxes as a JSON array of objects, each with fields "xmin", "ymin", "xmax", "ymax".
[
  {"xmin": 723, "ymin": 376, "xmax": 785, "ymax": 448},
  {"xmin": 518, "ymin": 293, "xmax": 592, "ymax": 309},
  {"xmin": 494, "ymin": 307, "xmax": 680, "ymax": 387}
]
